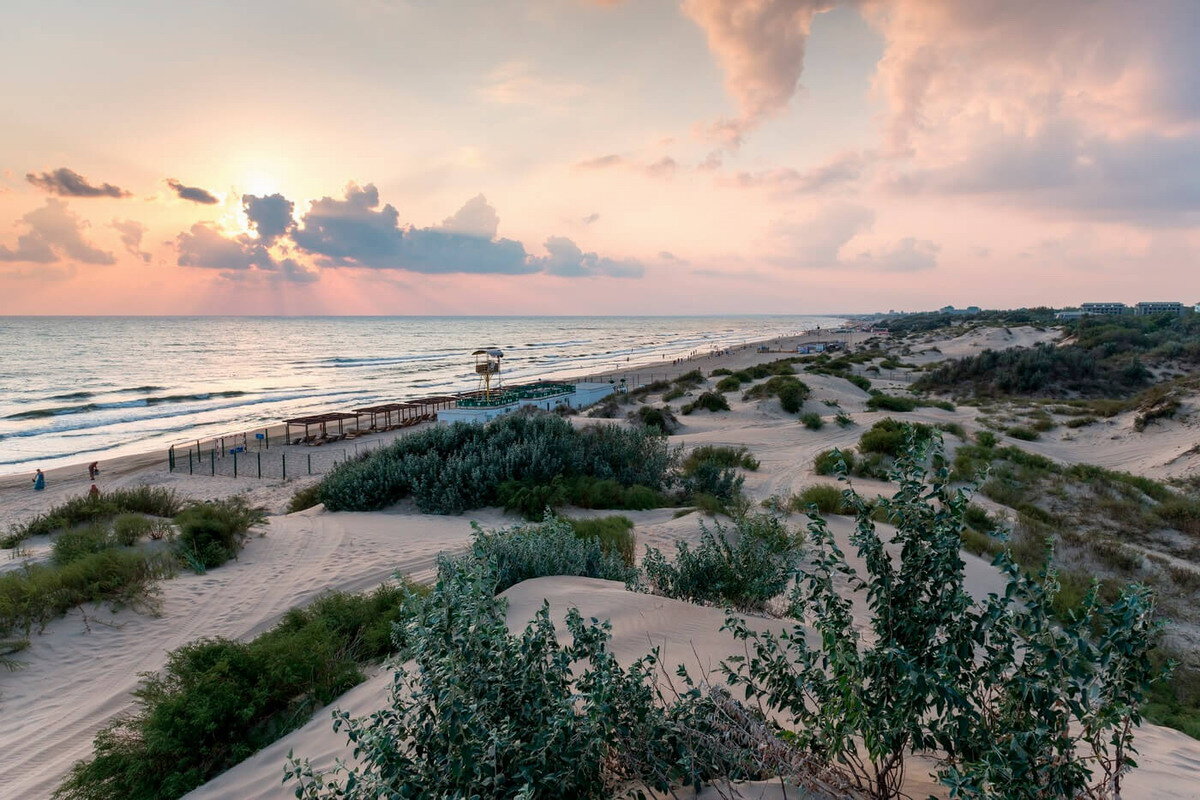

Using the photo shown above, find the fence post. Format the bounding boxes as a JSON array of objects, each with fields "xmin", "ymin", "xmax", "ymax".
[
  {"xmin": 168, "ymin": 445, "xmax": 175, "ymax": 472},
  {"xmin": 282, "ymin": 453, "xmax": 287, "ymax": 480},
  {"xmin": 210, "ymin": 450, "xmax": 215, "ymax": 476},
  {"xmin": 233, "ymin": 451, "xmax": 238, "ymax": 478},
  {"xmin": 307, "ymin": 453, "xmax": 312, "ymax": 475},
  {"xmin": 188, "ymin": 450, "xmax": 193, "ymax": 475},
  {"xmin": 257, "ymin": 452, "xmax": 262, "ymax": 479}
]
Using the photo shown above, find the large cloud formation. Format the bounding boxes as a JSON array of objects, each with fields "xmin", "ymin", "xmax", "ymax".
[
  {"xmin": 175, "ymin": 185, "xmax": 643, "ymax": 282},
  {"xmin": 26, "ymin": 167, "xmax": 131, "ymax": 199},
  {"xmin": 682, "ymin": 0, "xmax": 836, "ymax": 146},
  {"xmin": 864, "ymin": 0, "xmax": 1200, "ymax": 224},
  {"xmin": 0, "ymin": 199, "xmax": 115, "ymax": 265}
]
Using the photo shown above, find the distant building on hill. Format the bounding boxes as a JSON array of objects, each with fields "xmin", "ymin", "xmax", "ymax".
[
  {"xmin": 1135, "ymin": 301, "xmax": 1186, "ymax": 316},
  {"xmin": 1080, "ymin": 302, "xmax": 1130, "ymax": 316},
  {"xmin": 938, "ymin": 305, "xmax": 981, "ymax": 315},
  {"xmin": 1055, "ymin": 309, "xmax": 1085, "ymax": 320}
]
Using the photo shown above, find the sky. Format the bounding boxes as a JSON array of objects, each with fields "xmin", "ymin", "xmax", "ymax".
[{"xmin": 1, "ymin": 0, "xmax": 1197, "ymax": 315}]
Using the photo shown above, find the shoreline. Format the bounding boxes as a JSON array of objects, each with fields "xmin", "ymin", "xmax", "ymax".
[{"xmin": 0, "ymin": 327, "xmax": 862, "ymax": 520}]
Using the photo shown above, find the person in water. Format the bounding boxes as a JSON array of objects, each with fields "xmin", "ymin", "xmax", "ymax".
[{"xmin": 33, "ymin": 469, "xmax": 45, "ymax": 491}]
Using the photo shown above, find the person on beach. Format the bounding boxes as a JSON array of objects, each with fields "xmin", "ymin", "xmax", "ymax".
[
  {"xmin": 88, "ymin": 483, "xmax": 100, "ymax": 500},
  {"xmin": 32, "ymin": 469, "xmax": 45, "ymax": 491},
  {"xmin": 88, "ymin": 461, "xmax": 99, "ymax": 480}
]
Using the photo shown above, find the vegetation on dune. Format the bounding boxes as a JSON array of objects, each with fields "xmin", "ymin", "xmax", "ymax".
[
  {"xmin": 680, "ymin": 391, "xmax": 731, "ymax": 414},
  {"xmin": 497, "ymin": 475, "xmax": 669, "ymax": 519},
  {"xmin": 723, "ymin": 434, "xmax": 1165, "ymax": 799},
  {"xmin": 316, "ymin": 414, "xmax": 673, "ymax": 514},
  {"xmin": 642, "ymin": 513, "xmax": 803, "ymax": 612},
  {"xmin": 3, "ymin": 486, "xmax": 181, "ymax": 548},
  {"xmin": 56, "ymin": 583, "xmax": 425, "ymax": 800},
  {"xmin": 628, "ymin": 403, "xmax": 679, "ymax": 434},
  {"xmin": 681, "ymin": 444, "xmax": 759, "ymax": 473},
  {"xmin": 876, "ymin": 308, "xmax": 1059, "ymax": 335},
  {"xmin": 173, "ymin": 498, "xmax": 267, "ymax": 572},
  {"xmin": 742, "ymin": 374, "xmax": 810, "ymax": 413}
]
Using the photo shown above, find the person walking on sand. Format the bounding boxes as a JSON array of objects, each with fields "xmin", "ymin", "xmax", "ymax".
[
  {"xmin": 33, "ymin": 469, "xmax": 45, "ymax": 491},
  {"xmin": 88, "ymin": 461, "xmax": 99, "ymax": 480},
  {"xmin": 88, "ymin": 483, "xmax": 100, "ymax": 500}
]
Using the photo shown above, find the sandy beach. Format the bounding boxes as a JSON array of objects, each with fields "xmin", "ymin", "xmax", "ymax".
[{"xmin": 4, "ymin": 323, "xmax": 1200, "ymax": 799}]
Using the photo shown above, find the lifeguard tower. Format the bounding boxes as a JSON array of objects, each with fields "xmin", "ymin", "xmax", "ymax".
[{"xmin": 472, "ymin": 348, "xmax": 503, "ymax": 400}]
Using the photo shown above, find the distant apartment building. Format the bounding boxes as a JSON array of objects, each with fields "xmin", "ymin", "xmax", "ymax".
[
  {"xmin": 1135, "ymin": 301, "xmax": 1187, "ymax": 316},
  {"xmin": 1080, "ymin": 302, "xmax": 1129, "ymax": 316}
]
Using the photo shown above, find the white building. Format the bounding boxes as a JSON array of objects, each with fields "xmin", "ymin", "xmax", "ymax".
[
  {"xmin": 436, "ymin": 382, "xmax": 615, "ymax": 425},
  {"xmin": 1080, "ymin": 302, "xmax": 1129, "ymax": 316},
  {"xmin": 1135, "ymin": 301, "xmax": 1186, "ymax": 316}
]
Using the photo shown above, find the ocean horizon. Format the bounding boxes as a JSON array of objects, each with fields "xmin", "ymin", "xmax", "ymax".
[{"xmin": 0, "ymin": 314, "xmax": 845, "ymax": 475}]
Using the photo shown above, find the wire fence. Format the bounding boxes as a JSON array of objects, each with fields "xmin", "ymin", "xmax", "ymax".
[{"xmin": 168, "ymin": 423, "xmax": 434, "ymax": 480}]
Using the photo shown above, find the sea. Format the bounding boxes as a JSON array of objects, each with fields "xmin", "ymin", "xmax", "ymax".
[{"xmin": 0, "ymin": 315, "xmax": 845, "ymax": 475}]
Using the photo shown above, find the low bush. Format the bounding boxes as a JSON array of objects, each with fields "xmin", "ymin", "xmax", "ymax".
[
  {"xmin": 642, "ymin": 513, "xmax": 801, "ymax": 611},
  {"xmin": 629, "ymin": 404, "xmax": 679, "ymax": 435},
  {"xmin": 452, "ymin": 517, "xmax": 638, "ymax": 595},
  {"xmin": 173, "ymin": 498, "xmax": 266, "ymax": 572},
  {"xmin": 287, "ymin": 484, "xmax": 322, "ymax": 513},
  {"xmin": 682, "ymin": 445, "xmax": 759, "ymax": 473},
  {"xmin": 497, "ymin": 476, "xmax": 668, "ymax": 519},
  {"xmin": 286, "ymin": 562, "xmax": 735, "ymax": 799},
  {"xmin": 791, "ymin": 484, "xmax": 852, "ymax": 515},
  {"xmin": 975, "ymin": 430, "xmax": 998, "ymax": 448},
  {"xmin": 865, "ymin": 393, "xmax": 919, "ymax": 412},
  {"xmin": 57, "ymin": 583, "xmax": 422, "ymax": 800},
  {"xmin": 564, "ymin": 516, "xmax": 637, "ymax": 567},
  {"xmin": 1, "ymin": 550, "xmax": 176, "ymax": 638},
  {"xmin": 858, "ymin": 418, "xmax": 935, "ymax": 458},
  {"xmin": 52, "ymin": 524, "xmax": 114, "ymax": 566},
  {"xmin": 6, "ymin": 487, "xmax": 182, "ymax": 546},
  {"xmin": 673, "ymin": 369, "xmax": 705, "ymax": 388},
  {"xmin": 721, "ymin": 436, "xmax": 1165, "ymax": 799},
  {"xmin": 834, "ymin": 412, "xmax": 854, "ymax": 427},
  {"xmin": 112, "ymin": 514, "xmax": 155, "ymax": 547},
  {"xmin": 1006, "ymin": 425, "xmax": 1040, "ymax": 441},
  {"xmin": 800, "ymin": 412, "xmax": 824, "ymax": 430},
  {"xmin": 317, "ymin": 415, "xmax": 672, "ymax": 514},
  {"xmin": 814, "ymin": 448, "xmax": 856, "ymax": 476},
  {"xmin": 681, "ymin": 392, "xmax": 730, "ymax": 414},
  {"xmin": 715, "ymin": 376, "xmax": 741, "ymax": 393},
  {"xmin": 662, "ymin": 387, "xmax": 685, "ymax": 402},
  {"xmin": 742, "ymin": 375, "xmax": 810, "ymax": 413},
  {"xmin": 1065, "ymin": 415, "xmax": 1099, "ymax": 428},
  {"xmin": 845, "ymin": 374, "xmax": 872, "ymax": 392}
]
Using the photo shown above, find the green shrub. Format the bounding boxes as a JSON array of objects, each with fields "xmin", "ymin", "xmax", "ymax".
[
  {"xmin": 287, "ymin": 484, "xmax": 322, "ymax": 513},
  {"xmin": 834, "ymin": 412, "xmax": 854, "ymax": 427},
  {"xmin": 452, "ymin": 517, "xmax": 637, "ymax": 595},
  {"xmin": 791, "ymin": 484, "xmax": 852, "ymax": 515},
  {"xmin": 317, "ymin": 415, "xmax": 672, "ymax": 514},
  {"xmin": 57, "ymin": 583, "xmax": 421, "ymax": 800},
  {"xmin": 814, "ymin": 448, "xmax": 856, "ymax": 475},
  {"xmin": 799, "ymin": 412, "xmax": 824, "ymax": 430},
  {"xmin": 710, "ymin": 368, "xmax": 732, "ymax": 376},
  {"xmin": 715, "ymin": 376, "xmax": 741, "ymax": 393},
  {"xmin": 742, "ymin": 375, "xmax": 810, "ymax": 413},
  {"xmin": 286, "ymin": 564, "xmax": 719, "ymax": 799},
  {"xmin": 630, "ymin": 404, "xmax": 679, "ymax": 435},
  {"xmin": 936, "ymin": 422, "xmax": 966, "ymax": 439},
  {"xmin": 51, "ymin": 524, "xmax": 114, "ymax": 566},
  {"xmin": 866, "ymin": 393, "xmax": 919, "ymax": 412},
  {"xmin": 976, "ymin": 430, "xmax": 998, "ymax": 448},
  {"xmin": 565, "ymin": 516, "xmax": 636, "ymax": 567},
  {"xmin": 497, "ymin": 476, "xmax": 668, "ymax": 520},
  {"xmin": 173, "ymin": 498, "xmax": 266, "ymax": 571},
  {"xmin": 112, "ymin": 514, "xmax": 155, "ymax": 547},
  {"xmin": 858, "ymin": 418, "xmax": 934, "ymax": 458},
  {"xmin": 643, "ymin": 513, "xmax": 801, "ymax": 611},
  {"xmin": 673, "ymin": 369, "xmax": 705, "ymax": 388},
  {"xmin": 680, "ymin": 392, "xmax": 730, "ymax": 414},
  {"xmin": 1065, "ymin": 415, "xmax": 1099, "ymax": 428},
  {"xmin": 681, "ymin": 445, "xmax": 759, "ymax": 473},
  {"xmin": 1006, "ymin": 425, "xmax": 1040, "ymax": 441},
  {"xmin": 845, "ymin": 374, "xmax": 872, "ymax": 392},
  {"xmin": 7, "ymin": 487, "xmax": 182, "ymax": 545},
  {"xmin": 721, "ymin": 435, "xmax": 1165, "ymax": 799},
  {"xmin": 1, "ymin": 550, "xmax": 176, "ymax": 639},
  {"xmin": 662, "ymin": 387, "xmax": 685, "ymax": 402}
]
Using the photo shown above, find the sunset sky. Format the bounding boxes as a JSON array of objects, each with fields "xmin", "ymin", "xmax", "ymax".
[{"xmin": 2, "ymin": 0, "xmax": 1197, "ymax": 315}]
